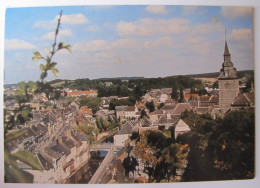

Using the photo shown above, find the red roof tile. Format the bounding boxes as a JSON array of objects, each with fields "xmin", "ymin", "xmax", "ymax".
[{"xmin": 80, "ymin": 106, "xmax": 93, "ymax": 115}]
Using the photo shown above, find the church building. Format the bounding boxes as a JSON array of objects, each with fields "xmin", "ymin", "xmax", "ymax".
[{"xmin": 218, "ymin": 40, "xmax": 239, "ymax": 113}]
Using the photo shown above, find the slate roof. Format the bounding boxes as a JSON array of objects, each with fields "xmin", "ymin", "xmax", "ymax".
[
  {"xmin": 232, "ymin": 91, "xmax": 255, "ymax": 106},
  {"xmin": 160, "ymin": 104, "xmax": 176, "ymax": 112},
  {"xmin": 44, "ymin": 147, "xmax": 61, "ymax": 159},
  {"xmin": 51, "ymin": 143, "xmax": 71, "ymax": 156},
  {"xmin": 172, "ymin": 103, "xmax": 192, "ymax": 116},
  {"xmin": 156, "ymin": 114, "xmax": 179, "ymax": 125},
  {"xmin": 196, "ymin": 107, "xmax": 209, "ymax": 114},
  {"xmin": 150, "ymin": 110, "xmax": 164, "ymax": 115},
  {"xmin": 37, "ymin": 153, "xmax": 54, "ymax": 170},
  {"xmin": 99, "ymin": 159, "xmax": 133, "ymax": 184},
  {"xmin": 139, "ymin": 117, "xmax": 153, "ymax": 127},
  {"xmin": 31, "ymin": 123, "xmax": 48, "ymax": 136},
  {"xmin": 118, "ymin": 121, "xmax": 134, "ymax": 135}
]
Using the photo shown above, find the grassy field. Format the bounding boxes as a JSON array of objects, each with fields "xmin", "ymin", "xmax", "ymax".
[
  {"xmin": 4, "ymin": 145, "xmax": 34, "ymax": 183},
  {"xmin": 50, "ymin": 81, "xmax": 65, "ymax": 88},
  {"xmin": 13, "ymin": 150, "xmax": 43, "ymax": 171},
  {"xmin": 5, "ymin": 129, "xmax": 28, "ymax": 142}
]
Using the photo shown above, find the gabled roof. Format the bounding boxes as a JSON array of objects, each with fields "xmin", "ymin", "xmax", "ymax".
[
  {"xmin": 209, "ymin": 95, "xmax": 219, "ymax": 103},
  {"xmin": 175, "ymin": 119, "xmax": 190, "ymax": 132},
  {"xmin": 156, "ymin": 113, "xmax": 179, "ymax": 125},
  {"xmin": 195, "ymin": 107, "xmax": 210, "ymax": 114},
  {"xmin": 80, "ymin": 106, "xmax": 93, "ymax": 115},
  {"xmin": 150, "ymin": 110, "xmax": 164, "ymax": 116},
  {"xmin": 172, "ymin": 103, "xmax": 192, "ymax": 116},
  {"xmin": 37, "ymin": 153, "xmax": 53, "ymax": 170},
  {"xmin": 118, "ymin": 121, "xmax": 134, "ymax": 135},
  {"xmin": 232, "ymin": 91, "xmax": 255, "ymax": 106},
  {"xmin": 140, "ymin": 117, "xmax": 153, "ymax": 127},
  {"xmin": 44, "ymin": 147, "xmax": 61, "ymax": 159},
  {"xmin": 160, "ymin": 104, "xmax": 176, "ymax": 112}
]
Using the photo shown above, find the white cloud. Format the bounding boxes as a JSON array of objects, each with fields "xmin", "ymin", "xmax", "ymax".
[
  {"xmin": 145, "ymin": 5, "xmax": 167, "ymax": 14},
  {"xmin": 56, "ymin": 13, "xmax": 88, "ymax": 25},
  {"xmin": 221, "ymin": 7, "xmax": 252, "ymax": 19},
  {"xmin": 40, "ymin": 29, "xmax": 73, "ymax": 40},
  {"xmin": 116, "ymin": 18, "xmax": 190, "ymax": 37},
  {"xmin": 229, "ymin": 28, "xmax": 252, "ymax": 42},
  {"xmin": 73, "ymin": 40, "xmax": 111, "ymax": 52},
  {"xmin": 34, "ymin": 13, "xmax": 88, "ymax": 29},
  {"xmin": 195, "ymin": 22, "xmax": 224, "ymax": 35},
  {"xmin": 5, "ymin": 39, "xmax": 37, "ymax": 50}
]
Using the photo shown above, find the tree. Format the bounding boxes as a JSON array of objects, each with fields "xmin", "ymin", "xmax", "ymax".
[
  {"xmin": 145, "ymin": 101, "xmax": 155, "ymax": 113},
  {"xmin": 80, "ymin": 97, "xmax": 101, "ymax": 114},
  {"xmin": 212, "ymin": 81, "xmax": 218, "ymax": 89},
  {"xmin": 158, "ymin": 103, "xmax": 164, "ymax": 110},
  {"xmin": 178, "ymin": 88, "xmax": 184, "ymax": 103},
  {"xmin": 140, "ymin": 109, "xmax": 147, "ymax": 119},
  {"xmin": 171, "ymin": 85, "xmax": 179, "ymax": 101},
  {"xmin": 132, "ymin": 131, "xmax": 189, "ymax": 182}
]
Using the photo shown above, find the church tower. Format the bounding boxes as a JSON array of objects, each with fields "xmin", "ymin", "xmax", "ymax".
[{"xmin": 218, "ymin": 40, "xmax": 239, "ymax": 113}]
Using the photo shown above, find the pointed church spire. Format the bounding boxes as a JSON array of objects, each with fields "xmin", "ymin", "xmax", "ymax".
[
  {"xmin": 223, "ymin": 30, "xmax": 231, "ymax": 62},
  {"xmin": 224, "ymin": 40, "xmax": 230, "ymax": 56}
]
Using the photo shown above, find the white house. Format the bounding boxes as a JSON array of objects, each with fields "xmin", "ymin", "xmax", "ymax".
[
  {"xmin": 159, "ymin": 94, "xmax": 168, "ymax": 103},
  {"xmin": 114, "ymin": 121, "xmax": 134, "ymax": 147}
]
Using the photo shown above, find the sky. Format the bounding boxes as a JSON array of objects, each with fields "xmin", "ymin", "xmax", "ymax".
[{"xmin": 4, "ymin": 5, "xmax": 254, "ymax": 84}]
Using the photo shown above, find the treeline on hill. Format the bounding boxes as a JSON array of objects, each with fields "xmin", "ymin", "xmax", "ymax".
[
  {"xmin": 48, "ymin": 70, "xmax": 254, "ymax": 99},
  {"xmin": 56, "ymin": 76, "xmax": 205, "ymax": 99}
]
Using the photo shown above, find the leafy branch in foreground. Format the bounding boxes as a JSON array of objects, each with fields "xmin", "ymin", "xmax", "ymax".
[{"xmin": 32, "ymin": 10, "xmax": 71, "ymax": 82}]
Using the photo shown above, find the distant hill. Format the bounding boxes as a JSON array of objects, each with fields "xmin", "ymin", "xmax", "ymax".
[
  {"xmin": 4, "ymin": 84, "xmax": 17, "ymax": 88},
  {"xmin": 94, "ymin": 77, "xmax": 145, "ymax": 81},
  {"xmin": 166, "ymin": 70, "xmax": 254, "ymax": 79}
]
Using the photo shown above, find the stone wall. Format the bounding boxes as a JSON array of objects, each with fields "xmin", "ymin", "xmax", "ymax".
[{"xmin": 219, "ymin": 79, "xmax": 239, "ymax": 112}]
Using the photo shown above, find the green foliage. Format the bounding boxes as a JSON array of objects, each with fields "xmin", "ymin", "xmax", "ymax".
[
  {"xmin": 145, "ymin": 101, "xmax": 155, "ymax": 113},
  {"xmin": 108, "ymin": 98, "xmax": 135, "ymax": 110},
  {"xmin": 123, "ymin": 155, "xmax": 139, "ymax": 177},
  {"xmin": 212, "ymin": 81, "xmax": 218, "ymax": 89},
  {"xmin": 179, "ymin": 109, "xmax": 255, "ymax": 181},
  {"xmin": 75, "ymin": 123, "xmax": 99, "ymax": 144},
  {"xmin": 158, "ymin": 103, "xmax": 165, "ymax": 110},
  {"xmin": 132, "ymin": 130, "xmax": 189, "ymax": 182},
  {"xmin": 66, "ymin": 96, "xmax": 76, "ymax": 103},
  {"xmin": 4, "ymin": 144, "xmax": 33, "ymax": 183},
  {"xmin": 140, "ymin": 109, "xmax": 147, "ymax": 119},
  {"xmin": 95, "ymin": 116, "xmax": 119, "ymax": 132},
  {"xmin": 178, "ymin": 88, "xmax": 184, "ymax": 102},
  {"xmin": 171, "ymin": 82, "xmax": 179, "ymax": 101},
  {"xmin": 13, "ymin": 150, "xmax": 43, "ymax": 171},
  {"xmin": 80, "ymin": 97, "xmax": 101, "ymax": 113}
]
